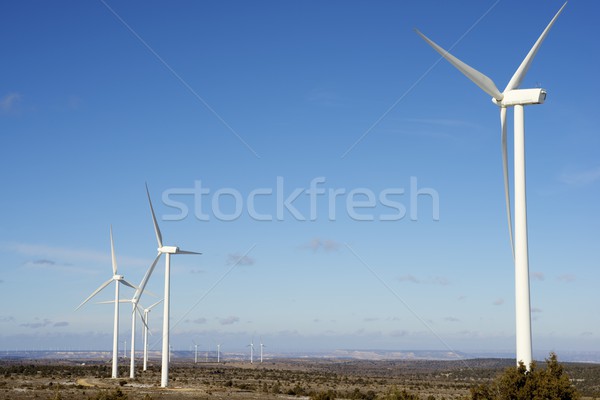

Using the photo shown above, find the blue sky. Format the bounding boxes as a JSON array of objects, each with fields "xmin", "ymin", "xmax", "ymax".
[{"xmin": 1, "ymin": 1, "xmax": 598, "ymax": 358}]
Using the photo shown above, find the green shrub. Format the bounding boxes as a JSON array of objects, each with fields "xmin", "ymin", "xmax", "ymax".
[
  {"xmin": 380, "ymin": 386, "xmax": 419, "ymax": 400},
  {"xmin": 470, "ymin": 353, "xmax": 579, "ymax": 400}
]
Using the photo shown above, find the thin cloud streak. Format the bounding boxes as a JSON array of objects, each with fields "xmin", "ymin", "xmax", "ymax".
[
  {"xmin": 303, "ymin": 238, "xmax": 341, "ymax": 253},
  {"xmin": 0, "ymin": 92, "xmax": 22, "ymax": 113},
  {"xmin": 2, "ymin": 241, "xmax": 149, "ymax": 270},
  {"xmin": 558, "ymin": 166, "xmax": 600, "ymax": 186},
  {"xmin": 397, "ymin": 274, "xmax": 449, "ymax": 285}
]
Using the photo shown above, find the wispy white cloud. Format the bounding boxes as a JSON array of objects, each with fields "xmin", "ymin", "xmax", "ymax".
[
  {"xmin": 492, "ymin": 298, "xmax": 504, "ymax": 306},
  {"xmin": 402, "ymin": 117, "xmax": 481, "ymax": 130},
  {"xmin": 32, "ymin": 259, "xmax": 56, "ymax": 266},
  {"xmin": 1, "ymin": 241, "xmax": 149, "ymax": 271},
  {"xmin": 532, "ymin": 271, "xmax": 545, "ymax": 281},
  {"xmin": 218, "ymin": 316, "xmax": 240, "ymax": 325},
  {"xmin": 397, "ymin": 274, "xmax": 419, "ymax": 284},
  {"xmin": 397, "ymin": 274, "xmax": 449, "ymax": 286},
  {"xmin": 557, "ymin": 274, "xmax": 576, "ymax": 283},
  {"xmin": 303, "ymin": 238, "xmax": 341, "ymax": 253},
  {"xmin": 189, "ymin": 269, "xmax": 205, "ymax": 274},
  {"xmin": 0, "ymin": 92, "xmax": 22, "ymax": 113},
  {"xmin": 558, "ymin": 166, "xmax": 600, "ymax": 186},
  {"xmin": 186, "ymin": 318, "xmax": 207, "ymax": 325},
  {"xmin": 306, "ymin": 88, "xmax": 346, "ymax": 107},
  {"xmin": 226, "ymin": 253, "xmax": 255, "ymax": 266},
  {"xmin": 19, "ymin": 318, "xmax": 68, "ymax": 329},
  {"xmin": 444, "ymin": 317, "xmax": 460, "ymax": 322}
]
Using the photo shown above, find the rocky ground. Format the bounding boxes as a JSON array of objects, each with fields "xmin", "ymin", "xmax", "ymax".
[{"xmin": 1, "ymin": 357, "xmax": 599, "ymax": 399}]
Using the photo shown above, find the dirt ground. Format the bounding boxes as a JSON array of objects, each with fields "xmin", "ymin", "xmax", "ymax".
[{"xmin": 1, "ymin": 357, "xmax": 599, "ymax": 400}]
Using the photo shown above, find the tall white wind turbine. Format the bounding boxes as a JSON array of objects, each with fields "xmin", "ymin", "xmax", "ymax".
[
  {"xmin": 217, "ymin": 343, "xmax": 221, "ymax": 363},
  {"xmin": 416, "ymin": 2, "xmax": 567, "ymax": 369},
  {"xmin": 76, "ymin": 227, "xmax": 137, "ymax": 379},
  {"xmin": 145, "ymin": 183, "xmax": 201, "ymax": 387}
]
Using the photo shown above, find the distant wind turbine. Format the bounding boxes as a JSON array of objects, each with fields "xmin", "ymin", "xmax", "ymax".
[
  {"xmin": 145, "ymin": 183, "xmax": 202, "ymax": 387},
  {"xmin": 217, "ymin": 343, "xmax": 221, "ymax": 363},
  {"xmin": 248, "ymin": 339, "xmax": 254, "ymax": 364},
  {"xmin": 193, "ymin": 340, "xmax": 199, "ymax": 364},
  {"xmin": 260, "ymin": 339, "xmax": 265, "ymax": 363},
  {"xmin": 142, "ymin": 299, "xmax": 162, "ymax": 371},
  {"xmin": 75, "ymin": 227, "xmax": 137, "ymax": 379},
  {"xmin": 416, "ymin": 2, "xmax": 567, "ymax": 369}
]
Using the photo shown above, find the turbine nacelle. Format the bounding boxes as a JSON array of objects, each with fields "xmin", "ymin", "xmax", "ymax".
[
  {"xmin": 113, "ymin": 274, "xmax": 124, "ymax": 280},
  {"xmin": 493, "ymin": 88, "xmax": 547, "ymax": 107},
  {"xmin": 159, "ymin": 245, "xmax": 180, "ymax": 254}
]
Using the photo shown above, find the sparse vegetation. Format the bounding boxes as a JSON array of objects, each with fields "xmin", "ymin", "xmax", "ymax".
[
  {"xmin": 0, "ymin": 355, "xmax": 597, "ymax": 400},
  {"xmin": 470, "ymin": 353, "xmax": 580, "ymax": 400}
]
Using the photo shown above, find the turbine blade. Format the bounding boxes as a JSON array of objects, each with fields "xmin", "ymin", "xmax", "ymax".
[
  {"xmin": 504, "ymin": 2, "xmax": 567, "ymax": 91},
  {"xmin": 176, "ymin": 250, "xmax": 202, "ymax": 255},
  {"xmin": 140, "ymin": 289, "xmax": 159, "ymax": 298},
  {"xmin": 135, "ymin": 305, "xmax": 149, "ymax": 331},
  {"xmin": 145, "ymin": 183, "xmax": 163, "ymax": 248},
  {"xmin": 75, "ymin": 278, "xmax": 113, "ymax": 310},
  {"xmin": 148, "ymin": 299, "xmax": 163, "ymax": 310},
  {"xmin": 96, "ymin": 299, "xmax": 130, "ymax": 304},
  {"xmin": 120, "ymin": 279, "xmax": 139, "ymax": 291},
  {"xmin": 501, "ymin": 108, "xmax": 515, "ymax": 260},
  {"xmin": 110, "ymin": 226, "xmax": 118, "ymax": 275},
  {"xmin": 134, "ymin": 253, "xmax": 162, "ymax": 303},
  {"xmin": 415, "ymin": 29, "xmax": 503, "ymax": 101}
]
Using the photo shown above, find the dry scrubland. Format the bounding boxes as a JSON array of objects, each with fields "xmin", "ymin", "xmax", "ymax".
[{"xmin": 1, "ymin": 358, "xmax": 599, "ymax": 400}]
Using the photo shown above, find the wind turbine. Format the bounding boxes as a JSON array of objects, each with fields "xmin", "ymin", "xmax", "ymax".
[
  {"xmin": 75, "ymin": 226, "xmax": 137, "ymax": 379},
  {"xmin": 145, "ymin": 183, "xmax": 201, "ymax": 387},
  {"xmin": 142, "ymin": 299, "xmax": 162, "ymax": 371},
  {"xmin": 98, "ymin": 274, "xmax": 160, "ymax": 377},
  {"xmin": 416, "ymin": 2, "xmax": 567, "ymax": 369},
  {"xmin": 248, "ymin": 339, "xmax": 254, "ymax": 364},
  {"xmin": 260, "ymin": 339, "xmax": 265, "ymax": 363},
  {"xmin": 193, "ymin": 340, "xmax": 199, "ymax": 364},
  {"xmin": 216, "ymin": 343, "xmax": 221, "ymax": 363}
]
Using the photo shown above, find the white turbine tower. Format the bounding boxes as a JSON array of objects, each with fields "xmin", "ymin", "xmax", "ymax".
[
  {"xmin": 416, "ymin": 2, "xmax": 567, "ymax": 369},
  {"xmin": 145, "ymin": 183, "xmax": 201, "ymax": 387},
  {"xmin": 260, "ymin": 339, "xmax": 265, "ymax": 363},
  {"xmin": 248, "ymin": 339, "xmax": 254, "ymax": 364},
  {"xmin": 217, "ymin": 343, "xmax": 221, "ymax": 363},
  {"xmin": 142, "ymin": 299, "xmax": 162, "ymax": 371},
  {"xmin": 193, "ymin": 340, "xmax": 199, "ymax": 364},
  {"xmin": 75, "ymin": 227, "xmax": 137, "ymax": 379}
]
